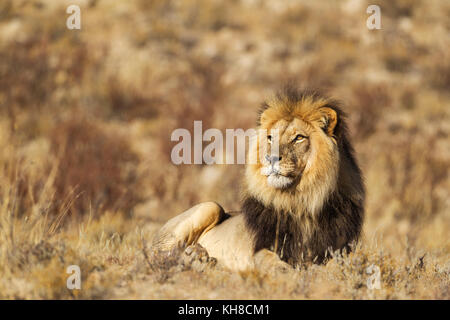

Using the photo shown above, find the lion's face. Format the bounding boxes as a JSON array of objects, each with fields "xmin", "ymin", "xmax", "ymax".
[
  {"xmin": 259, "ymin": 118, "xmax": 313, "ymax": 189},
  {"xmin": 245, "ymin": 94, "xmax": 341, "ymax": 214}
]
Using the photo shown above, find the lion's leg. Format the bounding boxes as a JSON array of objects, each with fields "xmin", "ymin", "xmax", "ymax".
[
  {"xmin": 151, "ymin": 202, "xmax": 226, "ymax": 251},
  {"xmin": 197, "ymin": 214, "xmax": 255, "ymax": 271},
  {"xmin": 254, "ymin": 249, "xmax": 293, "ymax": 273}
]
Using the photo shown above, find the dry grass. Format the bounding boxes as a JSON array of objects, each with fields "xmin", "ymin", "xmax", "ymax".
[{"xmin": 0, "ymin": 0, "xmax": 448, "ymax": 299}]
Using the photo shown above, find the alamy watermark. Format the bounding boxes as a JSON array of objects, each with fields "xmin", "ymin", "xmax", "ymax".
[
  {"xmin": 171, "ymin": 121, "xmax": 279, "ymax": 165},
  {"xmin": 66, "ymin": 5, "xmax": 81, "ymax": 30},
  {"xmin": 66, "ymin": 265, "xmax": 81, "ymax": 290},
  {"xmin": 366, "ymin": 5, "xmax": 381, "ymax": 30}
]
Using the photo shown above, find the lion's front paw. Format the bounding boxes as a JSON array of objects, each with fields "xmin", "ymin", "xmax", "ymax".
[
  {"xmin": 272, "ymin": 260, "xmax": 292, "ymax": 274},
  {"xmin": 181, "ymin": 244, "xmax": 217, "ymax": 271}
]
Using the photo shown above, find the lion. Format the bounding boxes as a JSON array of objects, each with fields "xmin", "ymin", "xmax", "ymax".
[{"xmin": 152, "ymin": 88, "xmax": 365, "ymax": 272}]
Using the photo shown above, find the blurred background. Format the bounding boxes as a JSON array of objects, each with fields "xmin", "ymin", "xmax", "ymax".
[{"xmin": 0, "ymin": 0, "xmax": 448, "ymax": 298}]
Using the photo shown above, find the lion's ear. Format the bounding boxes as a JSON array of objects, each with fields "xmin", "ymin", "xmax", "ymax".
[{"xmin": 319, "ymin": 107, "xmax": 338, "ymax": 137}]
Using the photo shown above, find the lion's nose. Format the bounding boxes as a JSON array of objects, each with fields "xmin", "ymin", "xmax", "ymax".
[{"xmin": 267, "ymin": 155, "xmax": 282, "ymax": 164}]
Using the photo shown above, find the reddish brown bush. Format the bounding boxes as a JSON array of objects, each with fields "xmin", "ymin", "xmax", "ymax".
[
  {"xmin": 50, "ymin": 118, "xmax": 141, "ymax": 217},
  {"xmin": 348, "ymin": 83, "xmax": 392, "ymax": 139}
]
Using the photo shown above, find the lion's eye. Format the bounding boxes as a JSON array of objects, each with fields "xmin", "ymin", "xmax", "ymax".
[
  {"xmin": 294, "ymin": 134, "xmax": 306, "ymax": 143},
  {"xmin": 267, "ymin": 135, "xmax": 272, "ymax": 144}
]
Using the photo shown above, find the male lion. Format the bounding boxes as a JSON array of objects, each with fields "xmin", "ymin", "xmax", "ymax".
[{"xmin": 152, "ymin": 88, "xmax": 365, "ymax": 271}]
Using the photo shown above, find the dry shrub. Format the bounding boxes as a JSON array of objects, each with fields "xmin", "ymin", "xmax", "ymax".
[
  {"xmin": 144, "ymin": 243, "xmax": 217, "ymax": 284},
  {"xmin": 348, "ymin": 83, "xmax": 392, "ymax": 139},
  {"xmin": 383, "ymin": 133, "xmax": 448, "ymax": 224},
  {"xmin": 384, "ymin": 54, "xmax": 411, "ymax": 73},
  {"xmin": 105, "ymin": 77, "xmax": 159, "ymax": 121},
  {"xmin": 0, "ymin": 35, "xmax": 88, "ymax": 140},
  {"xmin": 427, "ymin": 53, "xmax": 450, "ymax": 92},
  {"xmin": 0, "ymin": 38, "xmax": 53, "ymax": 112},
  {"xmin": 0, "ymin": 136, "xmax": 59, "ymax": 225},
  {"xmin": 0, "ymin": 37, "xmax": 87, "ymax": 107},
  {"xmin": 400, "ymin": 86, "xmax": 417, "ymax": 110},
  {"xmin": 296, "ymin": 59, "xmax": 337, "ymax": 90},
  {"xmin": 50, "ymin": 118, "xmax": 141, "ymax": 217}
]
